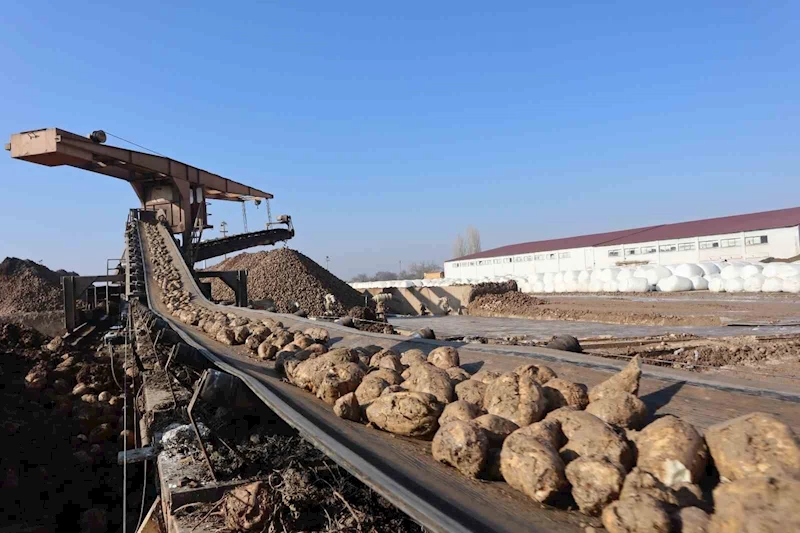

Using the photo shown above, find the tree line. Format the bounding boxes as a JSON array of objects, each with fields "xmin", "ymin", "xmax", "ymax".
[
  {"xmin": 350, "ymin": 227, "xmax": 481, "ymax": 282},
  {"xmin": 351, "ymin": 261, "xmax": 442, "ymax": 282}
]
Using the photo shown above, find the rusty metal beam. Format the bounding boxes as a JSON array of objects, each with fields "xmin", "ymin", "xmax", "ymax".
[{"xmin": 6, "ymin": 128, "xmax": 273, "ymax": 200}]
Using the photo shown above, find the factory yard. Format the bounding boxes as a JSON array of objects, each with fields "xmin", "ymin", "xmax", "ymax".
[
  {"xmin": 466, "ymin": 291, "xmax": 800, "ymax": 327},
  {"xmin": 393, "ymin": 291, "xmax": 800, "ymax": 385},
  {"xmin": 3, "ymin": 129, "xmax": 799, "ymax": 532}
]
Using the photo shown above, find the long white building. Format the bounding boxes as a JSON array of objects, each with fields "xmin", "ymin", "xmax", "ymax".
[{"xmin": 444, "ymin": 207, "xmax": 800, "ymax": 280}]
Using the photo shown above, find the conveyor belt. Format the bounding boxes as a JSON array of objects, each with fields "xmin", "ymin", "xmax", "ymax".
[
  {"xmin": 138, "ymin": 219, "xmax": 800, "ymax": 533},
  {"xmin": 194, "ymin": 227, "xmax": 294, "ymax": 262}
]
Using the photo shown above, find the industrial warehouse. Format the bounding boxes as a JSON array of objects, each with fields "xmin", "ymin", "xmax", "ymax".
[{"xmin": 444, "ymin": 206, "xmax": 800, "ymax": 280}]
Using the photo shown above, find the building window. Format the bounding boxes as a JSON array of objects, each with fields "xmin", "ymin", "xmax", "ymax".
[
  {"xmin": 525, "ymin": 255, "xmax": 533, "ymax": 262},
  {"xmin": 699, "ymin": 241, "xmax": 719, "ymax": 250},
  {"xmin": 533, "ymin": 254, "xmax": 545, "ymax": 260},
  {"xmin": 678, "ymin": 242, "xmax": 695, "ymax": 251},
  {"xmin": 659, "ymin": 244, "xmax": 677, "ymax": 252},
  {"xmin": 507, "ymin": 258, "xmax": 513, "ymax": 263},
  {"xmin": 469, "ymin": 261, "xmax": 475, "ymax": 266},
  {"xmin": 745, "ymin": 235, "xmax": 768, "ymax": 245},
  {"xmin": 559, "ymin": 252, "xmax": 571, "ymax": 259},
  {"xmin": 641, "ymin": 246, "xmax": 656, "ymax": 254},
  {"xmin": 548, "ymin": 253, "xmax": 556, "ymax": 259},
  {"xmin": 625, "ymin": 248, "xmax": 638, "ymax": 256},
  {"xmin": 608, "ymin": 250, "xmax": 621, "ymax": 257},
  {"xmin": 720, "ymin": 238, "xmax": 740, "ymax": 248}
]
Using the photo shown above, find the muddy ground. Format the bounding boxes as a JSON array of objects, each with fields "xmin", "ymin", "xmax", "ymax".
[{"xmin": 468, "ymin": 291, "xmax": 800, "ymax": 327}]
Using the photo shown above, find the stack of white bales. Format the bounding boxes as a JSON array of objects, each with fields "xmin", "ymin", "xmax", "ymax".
[
  {"xmin": 523, "ymin": 261, "xmax": 800, "ymax": 294},
  {"xmin": 349, "ymin": 261, "xmax": 800, "ymax": 294}
]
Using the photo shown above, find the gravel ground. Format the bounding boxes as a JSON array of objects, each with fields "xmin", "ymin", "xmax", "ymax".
[{"xmin": 206, "ymin": 249, "xmax": 365, "ymax": 316}]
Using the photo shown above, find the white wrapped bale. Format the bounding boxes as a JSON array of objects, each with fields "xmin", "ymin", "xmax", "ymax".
[
  {"xmin": 778, "ymin": 264, "xmax": 800, "ymax": 279},
  {"xmin": 761, "ymin": 277, "xmax": 783, "ymax": 293},
  {"xmin": 618, "ymin": 277, "xmax": 650, "ymax": 293},
  {"xmin": 543, "ymin": 272, "xmax": 555, "ymax": 284},
  {"xmin": 532, "ymin": 281, "xmax": 545, "ymax": 293},
  {"xmin": 532, "ymin": 273, "xmax": 545, "ymax": 282},
  {"xmin": 590, "ymin": 269, "xmax": 602, "ymax": 282},
  {"xmin": 724, "ymin": 278, "xmax": 745, "ymax": 293},
  {"xmin": 784, "ymin": 277, "xmax": 800, "ymax": 293},
  {"xmin": 544, "ymin": 284, "xmax": 555, "ymax": 293},
  {"xmin": 616, "ymin": 268, "xmax": 633, "ymax": 281},
  {"xmin": 599, "ymin": 268, "xmax": 620, "ymax": 282},
  {"xmin": 743, "ymin": 274, "xmax": 766, "ymax": 292},
  {"xmin": 709, "ymin": 278, "xmax": 726, "ymax": 293},
  {"xmin": 577, "ymin": 280, "xmax": 590, "ymax": 292},
  {"xmin": 740, "ymin": 264, "xmax": 763, "ymax": 279},
  {"xmin": 588, "ymin": 279, "xmax": 604, "ymax": 293},
  {"xmin": 663, "ymin": 264, "xmax": 677, "ymax": 273},
  {"xmin": 554, "ymin": 281, "xmax": 567, "ymax": 293},
  {"xmin": 603, "ymin": 280, "xmax": 620, "ymax": 293},
  {"xmin": 564, "ymin": 279, "xmax": 578, "ymax": 292},
  {"xmin": 689, "ymin": 276, "xmax": 709, "ymax": 290},
  {"xmin": 644, "ymin": 266, "xmax": 672, "ymax": 286},
  {"xmin": 720, "ymin": 265, "xmax": 742, "ymax": 280},
  {"xmin": 633, "ymin": 266, "xmax": 651, "ymax": 278},
  {"xmin": 762, "ymin": 263, "xmax": 779, "ymax": 278},
  {"xmin": 552, "ymin": 272, "xmax": 564, "ymax": 284},
  {"xmin": 578, "ymin": 270, "xmax": 591, "ymax": 283},
  {"xmin": 656, "ymin": 275, "xmax": 693, "ymax": 292},
  {"xmin": 698, "ymin": 262, "xmax": 720, "ymax": 276},
  {"xmin": 675, "ymin": 263, "xmax": 704, "ymax": 278}
]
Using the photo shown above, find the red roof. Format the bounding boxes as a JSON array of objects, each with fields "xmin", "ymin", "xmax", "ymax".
[{"xmin": 449, "ymin": 207, "xmax": 800, "ymax": 262}]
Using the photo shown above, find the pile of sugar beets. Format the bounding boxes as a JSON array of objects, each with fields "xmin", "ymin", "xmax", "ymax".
[{"xmin": 144, "ymin": 223, "xmax": 800, "ymax": 533}]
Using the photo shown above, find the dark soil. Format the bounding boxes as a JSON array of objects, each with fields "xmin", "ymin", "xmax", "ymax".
[
  {"xmin": 467, "ymin": 280, "xmax": 519, "ymax": 303},
  {"xmin": 468, "ymin": 292, "xmax": 549, "ymax": 316},
  {"xmin": 0, "ymin": 321, "xmax": 142, "ymax": 532},
  {"xmin": 206, "ymin": 249, "xmax": 364, "ymax": 316},
  {"xmin": 0, "ymin": 257, "xmax": 78, "ymax": 315}
]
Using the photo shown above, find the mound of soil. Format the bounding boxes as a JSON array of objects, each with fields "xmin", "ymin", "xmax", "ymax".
[
  {"xmin": 467, "ymin": 280, "xmax": 519, "ymax": 303},
  {"xmin": 468, "ymin": 292, "xmax": 549, "ymax": 316},
  {"xmin": 206, "ymin": 249, "xmax": 364, "ymax": 316},
  {"xmin": 0, "ymin": 257, "xmax": 77, "ymax": 315}
]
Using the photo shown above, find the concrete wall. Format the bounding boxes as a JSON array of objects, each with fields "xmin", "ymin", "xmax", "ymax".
[
  {"xmin": 364, "ymin": 286, "xmax": 473, "ymax": 316},
  {"xmin": 444, "ymin": 225, "xmax": 800, "ymax": 280}
]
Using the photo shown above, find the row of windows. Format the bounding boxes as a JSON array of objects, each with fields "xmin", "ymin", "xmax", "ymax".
[
  {"xmin": 610, "ymin": 242, "xmax": 696, "ymax": 256},
  {"xmin": 699, "ymin": 235, "xmax": 768, "ymax": 249},
  {"xmin": 453, "ymin": 235, "xmax": 770, "ymax": 267}
]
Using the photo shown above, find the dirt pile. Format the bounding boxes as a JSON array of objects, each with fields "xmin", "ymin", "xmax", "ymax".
[
  {"xmin": 467, "ymin": 280, "xmax": 519, "ymax": 303},
  {"xmin": 206, "ymin": 249, "xmax": 364, "ymax": 315},
  {"xmin": 0, "ymin": 257, "xmax": 77, "ymax": 315},
  {"xmin": 468, "ymin": 292, "xmax": 549, "ymax": 316}
]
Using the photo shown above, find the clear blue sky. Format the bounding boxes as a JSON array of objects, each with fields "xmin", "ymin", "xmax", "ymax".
[{"xmin": 1, "ymin": 1, "xmax": 798, "ymax": 280}]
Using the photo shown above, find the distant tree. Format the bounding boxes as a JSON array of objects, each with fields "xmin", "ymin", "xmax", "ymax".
[
  {"xmin": 465, "ymin": 226, "xmax": 482, "ymax": 254},
  {"xmin": 453, "ymin": 234, "xmax": 467, "ymax": 258},
  {"xmin": 351, "ymin": 261, "xmax": 441, "ymax": 282},
  {"xmin": 373, "ymin": 271, "xmax": 398, "ymax": 281},
  {"xmin": 404, "ymin": 261, "xmax": 442, "ymax": 279},
  {"xmin": 453, "ymin": 228, "xmax": 480, "ymax": 257}
]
